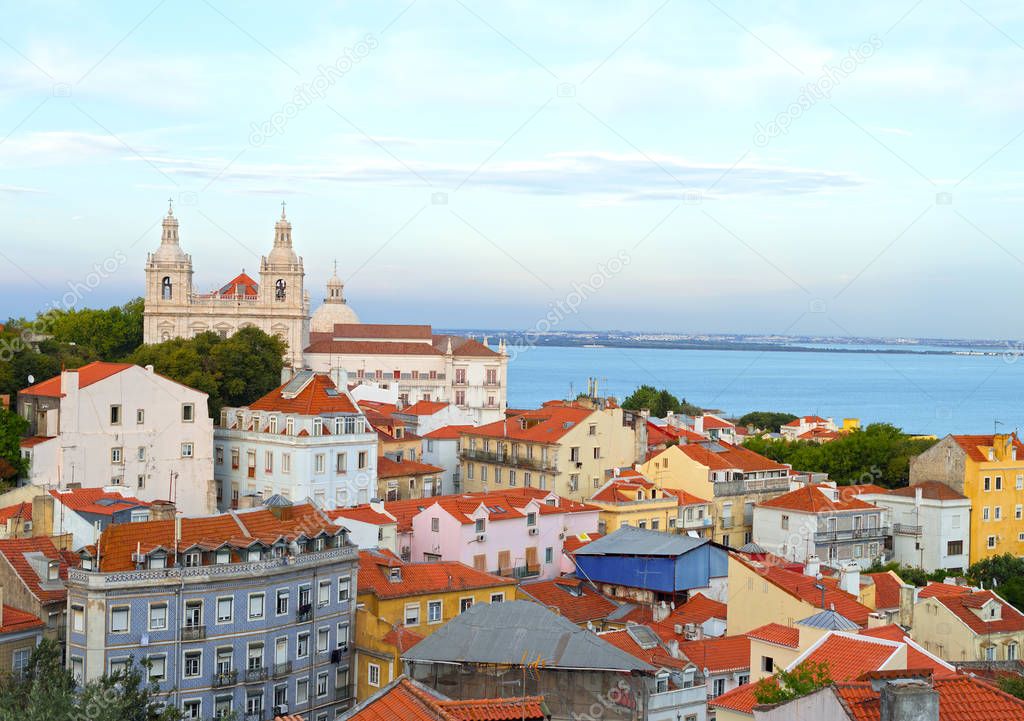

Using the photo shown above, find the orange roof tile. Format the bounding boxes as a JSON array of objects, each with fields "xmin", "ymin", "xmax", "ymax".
[
  {"xmin": 834, "ymin": 677, "xmax": 1024, "ymax": 721},
  {"xmin": 50, "ymin": 488, "xmax": 149, "ymax": 516},
  {"xmin": 323, "ymin": 323, "xmax": 434, "ymax": 340},
  {"xmin": 216, "ymin": 272, "xmax": 258, "ymax": 298},
  {"xmin": 758, "ymin": 484, "xmax": 879, "ymax": 513},
  {"xmin": 327, "ymin": 506, "xmax": 396, "ymax": 526},
  {"xmin": 793, "ymin": 633, "xmax": 902, "ymax": 681},
  {"xmin": 423, "ymin": 424, "xmax": 475, "ymax": 440},
  {"xmin": 0, "ymin": 605, "xmax": 44, "ymax": 635},
  {"xmin": 660, "ymin": 488, "xmax": 710, "ymax": 506},
  {"xmin": 656, "ymin": 593, "xmax": 727, "ymax": 630},
  {"xmin": 377, "ymin": 456, "xmax": 444, "ymax": 479},
  {"xmin": 677, "ymin": 444, "xmax": 735, "ymax": 471},
  {"xmin": 383, "ymin": 626, "xmax": 425, "ymax": 653},
  {"xmin": 249, "ymin": 373, "xmax": 359, "ymax": 415},
  {"xmin": 431, "ymin": 335, "xmax": 499, "ymax": 358},
  {"xmin": 0, "ymin": 536, "xmax": 71, "ymax": 605},
  {"xmin": 746, "ymin": 622, "xmax": 800, "ymax": 648},
  {"xmin": 519, "ymin": 578, "xmax": 618, "ymax": 624},
  {"xmin": 400, "ymin": 401, "xmax": 450, "ymax": 416},
  {"xmin": 19, "ymin": 361, "xmax": 133, "ymax": 397},
  {"xmin": 888, "ymin": 480, "xmax": 968, "ymax": 501},
  {"xmin": 563, "ymin": 532, "xmax": 602, "ymax": 553},
  {"xmin": 358, "ymin": 549, "xmax": 510, "ymax": 600},
  {"xmin": 700, "ymin": 415, "xmax": 735, "ymax": 429},
  {"xmin": 708, "ymin": 680, "xmax": 763, "ymax": 715},
  {"xmin": 928, "ymin": 589, "xmax": 1024, "ymax": 635},
  {"xmin": 600, "ymin": 627, "xmax": 690, "ymax": 671},
  {"xmin": 952, "ymin": 434, "xmax": 1024, "ymax": 463},
  {"xmin": 0, "ymin": 502, "xmax": 31, "ymax": 524},
  {"xmin": 462, "ymin": 405, "xmax": 594, "ymax": 443},
  {"xmin": 918, "ymin": 582, "xmax": 973, "ymax": 599},
  {"xmin": 18, "ymin": 436, "xmax": 53, "ymax": 449},
  {"xmin": 347, "ymin": 677, "xmax": 547, "ymax": 721},
  {"xmin": 679, "ymin": 635, "xmax": 750, "ymax": 673},
  {"xmin": 714, "ymin": 442, "xmax": 792, "ymax": 473},
  {"xmin": 864, "ymin": 571, "xmax": 904, "ymax": 610},
  {"xmin": 857, "ymin": 625, "xmax": 957, "ymax": 678}
]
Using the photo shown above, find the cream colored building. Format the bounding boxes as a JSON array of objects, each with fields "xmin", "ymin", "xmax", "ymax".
[
  {"xmin": 457, "ymin": 401, "xmax": 647, "ymax": 503},
  {"xmin": 143, "ymin": 203, "xmax": 311, "ymax": 367},
  {"xmin": 911, "ymin": 585, "xmax": 1024, "ymax": 662}
]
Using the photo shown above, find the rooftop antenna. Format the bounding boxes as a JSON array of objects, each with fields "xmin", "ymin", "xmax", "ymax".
[{"xmin": 995, "ymin": 419, "xmax": 1004, "ymax": 435}]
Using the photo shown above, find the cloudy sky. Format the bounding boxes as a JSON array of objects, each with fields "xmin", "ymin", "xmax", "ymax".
[{"xmin": 2, "ymin": 0, "xmax": 1023, "ymax": 339}]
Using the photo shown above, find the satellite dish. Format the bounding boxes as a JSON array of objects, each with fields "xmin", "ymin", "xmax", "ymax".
[{"xmin": 27, "ymin": 375, "xmax": 34, "ymax": 384}]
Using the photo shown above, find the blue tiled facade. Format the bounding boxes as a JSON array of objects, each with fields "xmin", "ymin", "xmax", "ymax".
[{"xmin": 67, "ymin": 544, "xmax": 359, "ymax": 721}]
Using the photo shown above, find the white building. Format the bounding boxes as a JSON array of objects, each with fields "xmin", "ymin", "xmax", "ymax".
[
  {"xmin": 855, "ymin": 481, "xmax": 971, "ymax": 572},
  {"xmin": 303, "ymin": 324, "xmax": 508, "ymax": 425},
  {"xmin": 421, "ymin": 424, "xmax": 473, "ymax": 495},
  {"xmin": 753, "ymin": 483, "xmax": 890, "ymax": 570},
  {"xmin": 214, "ymin": 370, "xmax": 379, "ymax": 509},
  {"xmin": 327, "ymin": 502, "xmax": 398, "ymax": 553},
  {"xmin": 17, "ymin": 362, "xmax": 216, "ymax": 516},
  {"xmin": 143, "ymin": 202, "xmax": 311, "ymax": 368},
  {"xmin": 780, "ymin": 415, "xmax": 838, "ymax": 441}
]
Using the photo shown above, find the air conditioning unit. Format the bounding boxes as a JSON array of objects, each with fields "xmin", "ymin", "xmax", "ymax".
[
  {"xmin": 273, "ymin": 705, "xmax": 288, "ymax": 716},
  {"xmin": 476, "ymin": 533, "xmax": 486, "ymax": 542},
  {"xmin": 558, "ymin": 533, "xmax": 565, "ymax": 540},
  {"xmin": 131, "ymin": 552, "xmax": 146, "ymax": 564},
  {"xmin": 528, "ymin": 528, "xmax": 538, "ymax": 536}
]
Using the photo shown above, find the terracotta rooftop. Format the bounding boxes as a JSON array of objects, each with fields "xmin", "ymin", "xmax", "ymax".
[
  {"xmin": 858, "ymin": 625, "xmax": 957, "ymax": 678},
  {"xmin": 376, "ymin": 456, "xmax": 444, "ymax": 478},
  {"xmin": 0, "ymin": 605, "xmax": 45, "ymax": 635},
  {"xmin": 864, "ymin": 571, "xmax": 904, "ymax": 610},
  {"xmin": 19, "ymin": 361, "xmax": 134, "ymax": 397},
  {"xmin": 358, "ymin": 549, "xmax": 510, "ymax": 600},
  {"xmin": 758, "ymin": 484, "xmax": 879, "ymax": 513},
  {"xmin": 834, "ymin": 676, "xmax": 1024, "ymax": 721},
  {"xmin": 462, "ymin": 404, "xmax": 594, "ymax": 443},
  {"xmin": 346, "ymin": 676, "xmax": 547, "ymax": 721},
  {"xmin": 708, "ymin": 679, "xmax": 763, "ymax": 715},
  {"xmin": 654, "ymin": 592, "xmax": 727, "ymax": 631},
  {"xmin": 0, "ymin": 502, "xmax": 31, "ymax": 524},
  {"xmin": 399, "ymin": 401, "xmax": 450, "ymax": 417},
  {"xmin": 927, "ymin": 589, "xmax": 1024, "ymax": 635},
  {"xmin": 327, "ymin": 506, "xmax": 396, "ymax": 526},
  {"xmin": 600, "ymin": 626, "xmax": 691, "ymax": 671},
  {"xmin": 679, "ymin": 634, "xmax": 751, "ymax": 673},
  {"xmin": 50, "ymin": 488, "xmax": 149, "ymax": 516},
  {"xmin": 562, "ymin": 532, "xmax": 602, "ymax": 553},
  {"xmin": 951, "ymin": 434, "xmax": 1024, "ymax": 463},
  {"xmin": 249, "ymin": 372, "xmax": 360, "ymax": 415},
  {"xmin": 888, "ymin": 480, "xmax": 968, "ymax": 501},
  {"xmin": 0, "ymin": 536, "xmax": 72, "ymax": 605},
  {"xmin": 383, "ymin": 626, "xmax": 425, "ymax": 653},
  {"xmin": 518, "ymin": 577, "xmax": 618, "ymax": 624},
  {"xmin": 790, "ymin": 633, "xmax": 902, "ymax": 681},
  {"xmin": 746, "ymin": 622, "xmax": 800, "ymax": 648},
  {"xmin": 216, "ymin": 272, "xmax": 258, "ymax": 298}
]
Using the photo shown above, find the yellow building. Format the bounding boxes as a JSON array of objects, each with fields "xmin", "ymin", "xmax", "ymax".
[
  {"xmin": 587, "ymin": 469, "xmax": 712, "ymax": 536},
  {"xmin": 909, "ymin": 433, "xmax": 1024, "ymax": 563},
  {"xmin": 640, "ymin": 443, "xmax": 796, "ymax": 547},
  {"xmin": 911, "ymin": 584, "xmax": 1024, "ymax": 661},
  {"xmin": 353, "ymin": 549, "xmax": 517, "ymax": 702},
  {"xmin": 459, "ymin": 401, "xmax": 646, "ymax": 503}
]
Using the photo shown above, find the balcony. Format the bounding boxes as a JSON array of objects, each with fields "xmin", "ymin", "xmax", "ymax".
[
  {"xmin": 336, "ymin": 684, "xmax": 355, "ymax": 702},
  {"xmin": 814, "ymin": 526, "xmax": 891, "ymax": 543},
  {"xmin": 720, "ymin": 517, "xmax": 733, "ymax": 529},
  {"xmin": 182, "ymin": 625, "xmax": 206, "ymax": 641},
  {"xmin": 296, "ymin": 605, "xmax": 313, "ymax": 623},
  {"xmin": 461, "ymin": 449, "xmax": 557, "ymax": 472},
  {"xmin": 244, "ymin": 667, "xmax": 268, "ymax": 683},
  {"xmin": 648, "ymin": 684, "xmax": 707, "ymax": 712},
  {"xmin": 894, "ymin": 523, "xmax": 923, "ymax": 537},
  {"xmin": 212, "ymin": 670, "xmax": 237, "ymax": 687},
  {"xmin": 682, "ymin": 516, "xmax": 712, "ymax": 529},
  {"xmin": 496, "ymin": 565, "xmax": 541, "ymax": 580},
  {"xmin": 272, "ymin": 661, "xmax": 292, "ymax": 678},
  {"xmin": 247, "ymin": 467, "xmax": 256, "ymax": 479}
]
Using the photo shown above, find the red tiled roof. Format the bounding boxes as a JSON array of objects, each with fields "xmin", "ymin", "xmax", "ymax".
[
  {"xmin": 19, "ymin": 436, "xmax": 54, "ymax": 449},
  {"xmin": 0, "ymin": 606, "xmax": 44, "ymax": 635},
  {"xmin": 249, "ymin": 373, "xmax": 359, "ymax": 415},
  {"xmin": 857, "ymin": 625, "xmax": 957, "ymax": 678},
  {"xmin": 432, "ymin": 335, "xmax": 499, "ymax": 358},
  {"xmin": 758, "ymin": 484, "xmax": 879, "ymax": 513},
  {"xmin": 519, "ymin": 578, "xmax": 617, "ymax": 624},
  {"xmin": 19, "ymin": 361, "xmax": 134, "ymax": 397},
  {"xmin": 660, "ymin": 488, "xmax": 710, "ymax": 506},
  {"xmin": 0, "ymin": 536, "xmax": 71, "ymax": 605},
  {"xmin": 348, "ymin": 677, "xmax": 547, "ymax": 721},
  {"xmin": 463, "ymin": 405, "xmax": 594, "ymax": 443},
  {"xmin": 93, "ymin": 504, "xmax": 340, "ymax": 572},
  {"xmin": 864, "ymin": 571, "xmax": 904, "ymax": 610},
  {"xmin": 700, "ymin": 415, "xmax": 735, "ymax": 429},
  {"xmin": 0, "ymin": 502, "xmax": 31, "ymax": 524},
  {"xmin": 306, "ymin": 340, "xmax": 445, "ymax": 356},
  {"xmin": 377, "ymin": 456, "xmax": 444, "ymax": 479},
  {"xmin": 657, "ymin": 593, "xmax": 727, "ymax": 630},
  {"xmin": 746, "ymin": 622, "xmax": 800, "ymax": 648},
  {"xmin": 423, "ymin": 491, "xmax": 595, "ymax": 525},
  {"xmin": 383, "ymin": 626, "xmax": 425, "ymax": 653},
  {"xmin": 714, "ymin": 442, "xmax": 792, "ymax": 473},
  {"xmin": 679, "ymin": 635, "xmax": 750, "ymax": 673},
  {"xmin": 600, "ymin": 627, "xmax": 690, "ymax": 670},
  {"xmin": 325, "ymin": 323, "xmax": 433, "ymax": 340},
  {"xmin": 327, "ymin": 506, "xmax": 396, "ymax": 526},
  {"xmin": 358, "ymin": 549, "xmax": 510, "ymax": 600},
  {"xmin": 563, "ymin": 532, "xmax": 602, "ymax": 553},
  {"xmin": 793, "ymin": 634, "xmax": 901, "ymax": 681},
  {"xmin": 50, "ymin": 488, "xmax": 148, "ymax": 516},
  {"xmin": 798, "ymin": 428, "xmax": 839, "ymax": 440},
  {"xmin": 834, "ymin": 677, "xmax": 1024, "ymax": 721},
  {"xmin": 590, "ymin": 477, "xmax": 664, "ymax": 503},
  {"xmin": 677, "ymin": 444, "xmax": 735, "ymax": 471},
  {"xmin": 888, "ymin": 480, "xmax": 968, "ymax": 501},
  {"xmin": 708, "ymin": 680, "xmax": 762, "ymax": 715},
  {"xmin": 951, "ymin": 434, "xmax": 1024, "ymax": 463},
  {"xmin": 423, "ymin": 425, "xmax": 475, "ymax": 440},
  {"xmin": 928, "ymin": 589, "xmax": 1024, "ymax": 635},
  {"xmin": 846, "ymin": 483, "xmax": 891, "ymax": 496},
  {"xmin": 400, "ymin": 401, "xmax": 449, "ymax": 416},
  {"xmin": 918, "ymin": 582, "xmax": 972, "ymax": 599},
  {"xmin": 216, "ymin": 272, "xmax": 258, "ymax": 298}
]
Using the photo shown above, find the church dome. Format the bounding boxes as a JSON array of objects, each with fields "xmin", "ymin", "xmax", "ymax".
[
  {"xmin": 310, "ymin": 263, "xmax": 359, "ymax": 331},
  {"xmin": 266, "ymin": 204, "xmax": 300, "ymax": 266},
  {"xmin": 152, "ymin": 204, "xmax": 189, "ymax": 264}
]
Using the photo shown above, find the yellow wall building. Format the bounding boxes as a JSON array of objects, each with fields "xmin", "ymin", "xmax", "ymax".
[
  {"xmin": 910, "ymin": 585, "xmax": 1024, "ymax": 662},
  {"xmin": 587, "ymin": 471, "xmax": 712, "ymax": 536},
  {"xmin": 909, "ymin": 433, "xmax": 1024, "ymax": 563},
  {"xmin": 353, "ymin": 549, "xmax": 517, "ymax": 702}
]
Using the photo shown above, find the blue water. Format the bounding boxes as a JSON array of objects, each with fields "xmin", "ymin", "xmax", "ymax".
[{"xmin": 506, "ymin": 346, "xmax": 1024, "ymax": 436}]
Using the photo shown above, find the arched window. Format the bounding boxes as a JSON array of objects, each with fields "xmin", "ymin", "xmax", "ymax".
[
  {"xmin": 161, "ymin": 276, "xmax": 172, "ymax": 300},
  {"xmin": 275, "ymin": 278, "xmax": 286, "ymax": 301}
]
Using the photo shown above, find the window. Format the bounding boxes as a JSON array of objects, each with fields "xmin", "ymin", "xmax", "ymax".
[
  {"xmin": 336, "ymin": 453, "xmax": 347, "ymax": 473},
  {"xmin": 996, "ymin": 506, "xmax": 1003, "ymax": 520},
  {"xmin": 184, "ymin": 651, "xmax": 201, "ymax": 678},
  {"xmin": 282, "ymin": 453, "xmax": 291, "ymax": 473},
  {"xmin": 248, "ymin": 593, "xmax": 265, "ymax": 620},
  {"xmin": 184, "ymin": 600, "xmax": 202, "ymax": 628},
  {"xmin": 1010, "ymin": 643, "xmax": 1019, "ymax": 661},
  {"xmin": 110, "ymin": 606, "xmax": 130, "ymax": 633},
  {"xmin": 368, "ymin": 663, "xmax": 380, "ymax": 688},
  {"xmin": 214, "ymin": 695, "xmax": 232, "ymax": 719},
  {"xmin": 569, "ymin": 474, "xmax": 579, "ymax": 492},
  {"xmin": 296, "ymin": 679, "xmax": 309, "ymax": 705},
  {"xmin": 781, "ymin": 515, "xmax": 789, "ymax": 530},
  {"xmin": 545, "ymin": 546, "xmax": 553, "ymax": 564},
  {"xmin": 337, "ymin": 622, "xmax": 349, "ymax": 648},
  {"xmin": 490, "ymin": 593, "xmax": 505, "ymax": 603},
  {"xmin": 947, "ymin": 540, "xmax": 963, "ymax": 556},
  {"xmin": 1018, "ymin": 474, "xmax": 1023, "ymax": 490},
  {"xmin": 215, "ymin": 446, "xmax": 224, "ymax": 465},
  {"xmin": 12, "ymin": 649, "xmax": 31, "ymax": 678},
  {"xmin": 315, "ymin": 454, "xmax": 326, "ymax": 474},
  {"xmin": 358, "ymin": 451, "xmax": 368, "ymax": 469},
  {"xmin": 136, "ymin": 408, "xmax": 145, "ymax": 424},
  {"xmin": 181, "ymin": 442, "xmax": 194, "ymax": 458},
  {"xmin": 1018, "ymin": 505, "xmax": 1023, "ymax": 520},
  {"xmin": 762, "ymin": 656, "xmax": 774, "ymax": 672},
  {"xmin": 338, "ymin": 577, "xmax": 351, "ymax": 602},
  {"xmin": 428, "ymin": 600, "xmax": 442, "ymax": 624},
  {"xmin": 71, "ymin": 657, "xmax": 83, "ymax": 683},
  {"xmin": 111, "ymin": 447, "xmax": 123, "ymax": 463},
  {"xmin": 184, "ymin": 551, "xmax": 200, "ymax": 568},
  {"xmin": 149, "ymin": 604, "xmax": 167, "ymax": 631},
  {"xmin": 996, "ymin": 476, "xmax": 1003, "ymax": 490},
  {"xmin": 216, "ymin": 597, "xmax": 233, "ymax": 623},
  {"xmin": 317, "ymin": 627, "xmax": 330, "ymax": 654},
  {"xmin": 247, "ymin": 643, "xmax": 264, "ymax": 670},
  {"xmin": 405, "ymin": 603, "xmax": 420, "ymax": 626},
  {"xmin": 318, "ymin": 580, "xmax": 331, "ymax": 607},
  {"xmin": 985, "ymin": 476, "xmax": 992, "ymax": 491},
  {"xmin": 71, "ymin": 605, "xmax": 84, "ymax": 633},
  {"xmin": 984, "ymin": 507, "xmax": 991, "ymax": 521},
  {"xmin": 713, "ymin": 678, "xmax": 725, "ymax": 698},
  {"xmin": 986, "ymin": 646, "xmax": 996, "ymax": 661},
  {"xmin": 989, "ymin": 535, "xmax": 998, "ymax": 549},
  {"xmin": 460, "ymin": 597, "xmax": 474, "ymax": 613},
  {"xmin": 475, "ymin": 518, "xmax": 486, "ymax": 534},
  {"xmin": 181, "ymin": 403, "xmax": 195, "ymax": 422},
  {"xmin": 148, "ymin": 655, "xmax": 167, "ymax": 682},
  {"xmin": 276, "ymin": 589, "xmax": 289, "ymax": 615},
  {"xmin": 593, "ymin": 447, "xmax": 601, "ymax": 459},
  {"xmin": 110, "ymin": 405, "xmax": 121, "ymax": 425},
  {"xmin": 431, "ymin": 517, "xmax": 440, "ymax": 532},
  {"xmin": 297, "ymin": 632, "xmax": 309, "ymax": 658}
]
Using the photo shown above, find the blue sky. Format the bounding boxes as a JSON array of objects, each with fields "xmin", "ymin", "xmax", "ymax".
[{"xmin": 2, "ymin": 0, "xmax": 1024, "ymax": 339}]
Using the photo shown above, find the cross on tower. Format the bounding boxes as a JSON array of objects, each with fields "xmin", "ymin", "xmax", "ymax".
[
  {"xmin": 167, "ymin": 196, "xmax": 174, "ymax": 215},
  {"xmin": 280, "ymin": 200, "xmax": 287, "ymax": 219}
]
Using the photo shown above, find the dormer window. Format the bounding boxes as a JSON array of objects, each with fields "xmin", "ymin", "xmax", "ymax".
[
  {"xmin": 637, "ymin": 491, "xmax": 644, "ymax": 501},
  {"xmin": 526, "ymin": 512, "xmax": 537, "ymax": 526},
  {"xmin": 475, "ymin": 519, "xmax": 486, "ymax": 533},
  {"xmin": 47, "ymin": 560, "xmax": 60, "ymax": 581},
  {"xmin": 313, "ymin": 418, "xmax": 323, "ymax": 436},
  {"xmin": 149, "ymin": 553, "xmax": 166, "ymax": 570},
  {"xmin": 656, "ymin": 673, "xmax": 669, "ymax": 694},
  {"xmin": 286, "ymin": 418, "xmax": 294, "ymax": 435},
  {"xmin": 184, "ymin": 552, "xmax": 201, "ymax": 568},
  {"xmin": 388, "ymin": 567, "xmax": 402, "ymax": 583},
  {"xmin": 216, "ymin": 549, "xmax": 230, "ymax": 565},
  {"xmin": 247, "ymin": 548, "xmax": 262, "ymax": 562},
  {"xmin": 395, "ymin": 427, "xmax": 404, "ymax": 439},
  {"xmin": 269, "ymin": 416, "xmax": 278, "ymax": 434}
]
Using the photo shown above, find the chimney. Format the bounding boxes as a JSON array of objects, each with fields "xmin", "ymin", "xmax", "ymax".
[
  {"xmin": 914, "ymin": 486, "xmax": 922, "ymax": 506},
  {"xmin": 654, "ymin": 601, "xmax": 670, "ymax": 623},
  {"xmin": 236, "ymin": 494, "xmax": 260, "ymax": 510},
  {"xmin": 804, "ymin": 555, "xmax": 821, "ymax": 578},
  {"xmin": 880, "ymin": 681, "xmax": 938, "ymax": 721},
  {"xmin": 149, "ymin": 500, "xmax": 177, "ymax": 521},
  {"xmin": 60, "ymin": 368, "xmax": 79, "ymax": 396},
  {"xmin": 840, "ymin": 561, "xmax": 861, "ymax": 596},
  {"xmin": 31, "ymin": 494, "xmax": 54, "ymax": 537},
  {"xmin": 145, "ymin": 364, "xmax": 154, "ymax": 373},
  {"xmin": 369, "ymin": 499, "xmax": 385, "ymax": 514},
  {"xmin": 329, "ymin": 366, "xmax": 347, "ymax": 391},
  {"xmin": 280, "ymin": 366, "xmax": 295, "ymax": 385},
  {"xmin": 898, "ymin": 584, "xmax": 915, "ymax": 628}
]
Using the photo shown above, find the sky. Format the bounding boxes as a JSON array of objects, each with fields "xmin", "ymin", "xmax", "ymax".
[{"xmin": 2, "ymin": 0, "xmax": 1024, "ymax": 339}]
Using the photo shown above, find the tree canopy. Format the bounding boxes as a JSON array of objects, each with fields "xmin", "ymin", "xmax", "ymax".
[
  {"xmin": 737, "ymin": 411, "xmax": 798, "ymax": 432},
  {"xmin": 0, "ymin": 639, "xmax": 182, "ymax": 721},
  {"xmin": 621, "ymin": 385, "xmax": 702, "ymax": 418},
  {"xmin": 753, "ymin": 660, "xmax": 833, "ymax": 705},
  {"xmin": 128, "ymin": 327, "xmax": 286, "ymax": 418},
  {"xmin": 742, "ymin": 423, "xmax": 937, "ymax": 486},
  {"xmin": 0, "ymin": 408, "xmax": 29, "ymax": 485},
  {"xmin": 965, "ymin": 554, "xmax": 1024, "ymax": 611}
]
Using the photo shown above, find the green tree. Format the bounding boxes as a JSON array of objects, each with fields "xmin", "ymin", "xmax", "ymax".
[
  {"xmin": 753, "ymin": 660, "xmax": 833, "ymax": 705},
  {"xmin": 966, "ymin": 554, "xmax": 1024, "ymax": 611},
  {"xmin": 0, "ymin": 407, "xmax": 29, "ymax": 482},
  {"xmin": 737, "ymin": 411, "xmax": 799, "ymax": 432},
  {"xmin": 46, "ymin": 297, "xmax": 144, "ymax": 360},
  {"xmin": 622, "ymin": 385, "xmax": 702, "ymax": 418},
  {"xmin": 998, "ymin": 675, "xmax": 1024, "ymax": 700}
]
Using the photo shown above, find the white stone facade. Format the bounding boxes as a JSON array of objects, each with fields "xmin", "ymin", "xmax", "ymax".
[
  {"xmin": 143, "ymin": 203, "xmax": 311, "ymax": 368},
  {"xmin": 17, "ymin": 363, "xmax": 216, "ymax": 516}
]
